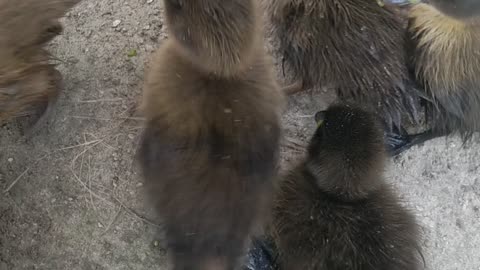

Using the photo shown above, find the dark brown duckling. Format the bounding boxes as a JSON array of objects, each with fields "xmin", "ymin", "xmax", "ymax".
[
  {"xmin": 267, "ymin": 0, "xmax": 422, "ymax": 134},
  {"xmin": 0, "ymin": 0, "xmax": 79, "ymax": 132},
  {"xmin": 138, "ymin": 0, "xmax": 284, "ymax": 269},
  {"xmin": 407, "ymin": 0, "xmax": 480, "ymax": 142},
  {"xmin": 271, "ymin": 104, "xmax": 422, "ymax": 270}
]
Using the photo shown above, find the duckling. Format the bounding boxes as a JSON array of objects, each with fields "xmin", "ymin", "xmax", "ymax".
[
  {"xmin": 270, "ymin": 104, "xmax": 422, "ymax": 270},
  {"xmin": 407, "ymin": 0, "xmax": 480, "ymax": 143},
  {"xmin": 0, "ymin": 0, "xmax": 79, "ymax": 131},
  {"xmin": 138, "ymin": 0, "xmax": 284, "ymax": 269},
  {"xmin": 267, "ymin": 0, "xmax": 422, "ymax": 135}
]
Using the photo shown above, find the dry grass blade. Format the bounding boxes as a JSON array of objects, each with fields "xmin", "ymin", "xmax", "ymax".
[
  {"xmin": 111, "ymin": 196, "xmax": 162, "ymax": 229},
  {"xmin": 4, "ymin": 168, "xmax": 30, "ymax": 193}
]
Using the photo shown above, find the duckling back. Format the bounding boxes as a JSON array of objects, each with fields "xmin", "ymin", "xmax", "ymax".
[
  {"xmin": 267, "ymin": 0, "xmax": 422, "ymax": 131},
  {"xmin": 162, "ymin": 0, "xmax": 261, "ymax": 77},
  {"xmin": 0, "ymin": 0, "xmax": 80, "ymax": 125},
  {"xmin": 139, "ymin": 1, "xmax": 284, "ymax": 269},
  {"xmin": 271, "ymin": 104, "xmax": 422, "ymax": 270},
  {"xmin": 407, "ymin": 2, "xmax": 480, "ymax": 139}
]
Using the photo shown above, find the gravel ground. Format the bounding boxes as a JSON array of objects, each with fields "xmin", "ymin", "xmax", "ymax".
[{"xmin": 1, "ymin": 0, "xmax": 479, "ymax": 269}]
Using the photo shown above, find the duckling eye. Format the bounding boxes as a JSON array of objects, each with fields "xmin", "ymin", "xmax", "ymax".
[{"xmin": 314, "ymin": 111, "xmax": 325, "ymax": 127}]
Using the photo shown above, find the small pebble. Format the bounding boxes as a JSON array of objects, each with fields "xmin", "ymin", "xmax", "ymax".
[
  {"xmin": 147, "ymin": 0, "xmax": 154, "ymax": 3},
  {"xmin": 112, "ymin": 20, "xmax": 121, "ymax": 28},
  {"xmin": 145, "ymin": 44, "xmax": 154, "ymax": 52},
  {"xmin": 7, "ymin": 158, "xmax": 13, "ymax": 163}
]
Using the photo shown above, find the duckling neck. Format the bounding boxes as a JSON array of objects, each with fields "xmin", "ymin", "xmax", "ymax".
[
  {"xmin": 305, "ymin": 156, "xmax": 385, "ymax": 202},
  {"xmin": 164, "ymin": 0, "xmax": 262, "ymax": 77}
]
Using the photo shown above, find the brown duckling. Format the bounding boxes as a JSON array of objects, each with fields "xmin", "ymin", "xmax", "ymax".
[
  {"xmin": 138, "ymin": 0, "xmax": 284, "ymax": 269},
  {"xmin": 407, "ymin": 0, "xmax": 480, "ymax": 142},
  {"xmin": 0, "ymin": 0, "xmax": 79, "ymax": 131},
  {"xmin": 267, "ymin": 0, "xmax": 422, "ymax": 133},
  {"xmin": 271, "ymin": 104, "xmax": 422, "ymax": 270}
]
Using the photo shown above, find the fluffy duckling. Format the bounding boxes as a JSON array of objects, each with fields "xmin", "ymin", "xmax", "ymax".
[
  {"xmin": 271, "ymin": 104, "xmax": 422, "ymax": 270},
  {"xmin": 138, "ymin": 0, "xmax": 284, "ymax": 269},
  {"xmin": 267, "ymin": 0, "xmax": 422, "ymax": 135},
  {"xmin": 407, "ymin": 0, "xmax": 480, "ymax": 142},
  {"xmin": 0, "ymin": 0, "xmax": 79, "ymax": 130}
]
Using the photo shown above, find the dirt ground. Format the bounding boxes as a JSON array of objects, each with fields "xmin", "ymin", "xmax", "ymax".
[{"xmin": 1, "ymin": 0, "xmax": 479, "ymax": 269}]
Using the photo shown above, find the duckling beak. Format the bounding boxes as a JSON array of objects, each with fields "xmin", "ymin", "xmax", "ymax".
[
  {"xmin": 382, "ymin": 0, "xmax": 421, "ymax": 6},
  {"xmin": 314, "ymin": 111, "xmax": 325, "ymax": 126}
]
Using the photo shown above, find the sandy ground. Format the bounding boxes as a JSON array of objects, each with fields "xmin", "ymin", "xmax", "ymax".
[{"xmin": 1, "ymin": 0, "xmax": 479, "ymax": 269}]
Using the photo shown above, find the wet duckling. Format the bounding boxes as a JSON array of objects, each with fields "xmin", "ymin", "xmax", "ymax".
[
  {"xmin": 0, "ymin": 0, "xmax": 79, "ymax": 131},
  {"xmin": 271, "ymin": 104, "xmax": 422, "ymax": 270},
  {"xmin": 407, "ymin": 0, "xmax": 480, "ymax": 142},
  {"xmin": 267, "ymin": 0, "xmax": 422, "ymax": 135},
  {"xmin": 138, "ymin": 0, "xmax": 284, "ymax": 269}
]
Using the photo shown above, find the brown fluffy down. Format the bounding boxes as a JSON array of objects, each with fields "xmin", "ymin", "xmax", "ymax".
[
  {"xmin": 0, "ymin": 0, "xmax": 80, "ymax": 125},
  {"xmin": 408, "ymin": 3, "xmax": 480, "ymax": 138},
  {"xmin": 271, "ymin": 104, "xmax": 422, "ymax": 270},
  {"xmin": 267, "ymin": 0, "xmax": 423, "ymax": 131},
  {"xmin": 162, "ymin": 0, "xmax": 261, "ymax": 77},
  {"xmin": 139, "ymin": 0, "xmax": 284, "ymax": 269}
]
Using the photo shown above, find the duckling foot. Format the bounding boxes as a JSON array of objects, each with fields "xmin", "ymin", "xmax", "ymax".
[
  {"xmin": 244, "ymin": 237, "xmax": 279, "ymax": 270},
  {"xmin": 23, "ymin": 98, "xmax": 57, "ymax": 138},
  {"xmin": 23, "ymin": 69, "xmax": 62, "ymax": 139},
  {"xmin": 385, "ymin": 129, "xmax": 442, "ymax": 156}
]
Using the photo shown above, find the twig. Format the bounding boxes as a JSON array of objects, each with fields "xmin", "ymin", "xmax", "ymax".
[
  {"xmin": 3, "ymin": 138, "xmax": 101, "ymax": 193},
  {"xmin": 3, "ymin": 153, "xmax": 50, "ymax": 193},
  {"xmin": 87, "ymin": 155, "xmax": 99, "ymax": 214},
  {"xmin": 111, "ymin": 196, "xmax": 162, "ymax": 229},
  {"xmin": 101, "ymin": 206, "xmax": 122, "ymax": 235},
  {"xmin": 76, "ymin": 98, "xmax": 124, "ymax": 103},
  {"xmin": 296, "ymin": 114, "xmax": 315, "ymax": 118},
  {"xmin": 70, "ymin": 164, "xmax": 160, "ymax": 229},
  {"xmin": 69, "ymin": 168, "xmax": 114, "ymax": 206},
  {"xmin": 69, "ymin": 115, "xmax": 145, "ymax": 121},
  {"xmin": 284, "ymin": 136, "xmax": 306, "ymax": 147},
  {"xmin": 70, "ymin": 140, "xmax": 102, "ymax": 168},
  {"xmin": 58, "ymin": 139, "xmax": 102, "ymax": 151},
  {"xmin": 4, "ymin": 168, "xmax": 30, "ymax": 193}
]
